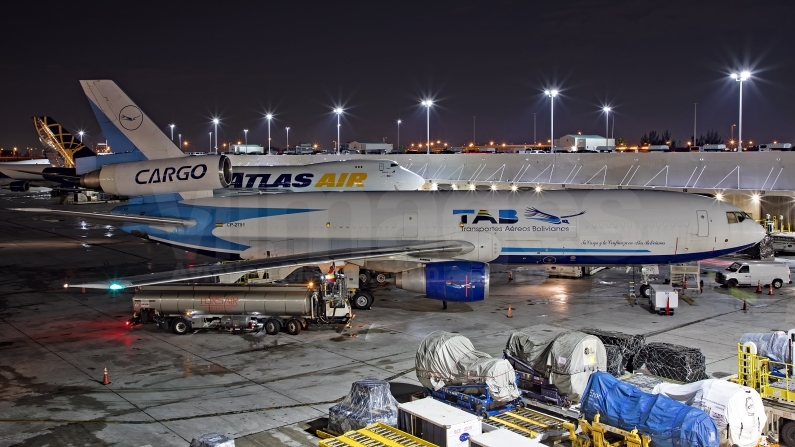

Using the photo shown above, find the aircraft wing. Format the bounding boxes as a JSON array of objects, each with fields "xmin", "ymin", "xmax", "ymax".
[
  {"xmin": 70, "ymin": 241, "xmax": 471, "ymax": 289},
  {"xmin": 9, "ymin": 208, "xmax": 196, "ymax": 227}
]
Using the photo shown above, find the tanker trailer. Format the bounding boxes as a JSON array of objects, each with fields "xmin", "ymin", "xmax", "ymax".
[{"xmin": 129, "ymin": 284, "xmax": 352, "ymax": 335}]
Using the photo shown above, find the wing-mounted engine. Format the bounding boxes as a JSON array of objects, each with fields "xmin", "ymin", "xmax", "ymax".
[
  {"xmin": 80, "ymin": 155, "xmax": 231, "ymax": 196},
  {"xmin": 396, "ymin": 261, "xmax": 490, "ymax": 302}
]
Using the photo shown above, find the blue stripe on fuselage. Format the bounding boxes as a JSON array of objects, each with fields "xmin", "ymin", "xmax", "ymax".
[
  {"xmin": 111, "ymin": 202, "xmax": 324, "ymax": 254},
  {"xmin": 501, "ymin": 247, "xmax": 651, "ymax": 253},
  {"xmin": 494, "ymin": 243, "xmax": 755, "ymax": 265}
]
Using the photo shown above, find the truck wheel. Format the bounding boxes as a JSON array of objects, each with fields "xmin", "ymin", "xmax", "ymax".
[
  {"xmin": 352, "ymin": 290, "xmax": 373, "ymax": 310},
  {"xmin": 375, "ymin": 273, "xmax": 388, "ymax": 285},
  {"xmin": 264, "ymin": 319, "xmax": 281, "ymax": 335},
  {"xmin": 172, "ymin": 317, "xmax": 191, "ymax": 335},
  {"xmin": 359, "ymin": 270, "xmax": 372, "ymax": 285},
  {"xmin": 285, "ymin": 319, "xmax": 302, "ymax": 335},
  {"xmin": 781, "ymin": 421, "xmax": 795, "ymax": 447},
  {"xmin": 773, "ymin": 278, "xmax": 784, "ymax": 289},
  {"xmin": 728, "ymin": 279, "xmax": 738, "ymax": 288},
  {"xmin": 639, "ymin": 284, "xmax": 650, "ymax": 299}
]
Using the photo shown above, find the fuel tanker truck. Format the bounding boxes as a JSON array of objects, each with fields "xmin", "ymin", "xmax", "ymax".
[{"xmin": 129, "ymin": 279, "xmax": 353, "ymax": 335}]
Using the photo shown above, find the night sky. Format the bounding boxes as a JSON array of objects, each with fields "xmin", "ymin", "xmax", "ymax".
[{"xmin": 2, "ymin": 0, "xmax": 794, "ymax": 152}]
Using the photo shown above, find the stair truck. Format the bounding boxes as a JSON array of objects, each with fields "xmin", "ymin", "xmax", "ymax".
[
  {"xmin": 128, "ymin": 275, "xmax": 353, "ymax": 335},
  {"xmin": 734, "ymin": 330, "xmax": 795, "ymax": 446}
]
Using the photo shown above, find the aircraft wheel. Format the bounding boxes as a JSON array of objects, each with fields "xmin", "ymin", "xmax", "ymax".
[
  {"xmin": 264, "ymin": 318, "xmax": 281, "ymax": 335},
  {"xmin": 639, "ymin": 284, "xmax": 651, "ymax": 299},
  {"xmin": 172, "ymin": 317, "xmax": 191, "ymax": 335},
  {"xmin": 352, "ymin": 290, "xmax": 374, "ymax": 310},
  {"xmin": 359, "ymin": 270, "xmax": 372, "ymax": 285},
  {"xmin": 286, "ymin": 318, "xmax": 302, "ymax": 336},
  {"xmin": 375, "ymin": 273, "xmax": 388, "ymax": 284}
]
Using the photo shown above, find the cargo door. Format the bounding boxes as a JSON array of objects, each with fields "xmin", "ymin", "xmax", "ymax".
[
  {"xmin": 696, "ymin": 210, "xmax": 708, "ymax": 237},
  {"xmin": 403, "ymin": 212, "xmax": 418, "ymax": 238}
]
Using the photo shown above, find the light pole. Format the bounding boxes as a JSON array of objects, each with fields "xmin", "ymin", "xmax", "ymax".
[
  {"xmin": 533, "ymin": 113, "xmax": 537, "ymax": 145},
  {"xmin": 78, "ymin": 131, "xmax": 85, "ymax": 143},
  {"xmin": 209, "ymin": 132, "xmax": 212, "ymax": 153},
  {"xmin": 212, "ymin": 118, "xmax": 219, "ymax": 154},
  {"xmin": 421, "ymin": 100, "xmax": 433, "ymax": 154},
  {"xmin": 731, "ymin": 71, "xmax": 751, "ymax": 151},
  {"xmin": 169, "ymin": 124, "xmax": 175, "ymax": 141},
  {"xmin": 397, "ymin": 120, "xmax": 401, "ymax": 152},
  {"xmin": 244, "ymin": 129, "xmax": 248, "ymax": 149},
  {"xmin": 544, "ymin": 90, "xmax": 558, "ymax": 151},
  {"xmin": 693, "ymin": 103, "xmax": 697, "ymax": 147},
  {"xmin": 602, "ymin": 107, "xmax": 611, "ymax": 150},
  {"xmin": 472, "ymin": 116, "xmax": 476, "ymax": 144},
  {"xmin": 334, "ymin": 107, "xmax": 343, "ymax": 154},
  {"xmin": 178, "ymin": 133, "xmax": 182, "ymax": 150},
  {"xmin": 265, "ymin": 114, "xmax": 273, "ymax": 155},
  {"xmin": 286, "ymin": 127, "xmax": 290, "ymax": 150}
]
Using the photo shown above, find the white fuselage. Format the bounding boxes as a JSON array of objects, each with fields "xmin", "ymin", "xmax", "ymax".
[{"xmin": 115, "ymin": 189, "xmax": 765, "ymax": 265}]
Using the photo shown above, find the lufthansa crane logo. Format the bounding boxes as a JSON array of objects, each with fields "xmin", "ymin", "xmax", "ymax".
[{"xmin": 119, "ymin": 105, "xmax": 143, "ymax": 131}]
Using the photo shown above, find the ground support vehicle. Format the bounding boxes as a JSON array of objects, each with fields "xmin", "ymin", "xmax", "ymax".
[
  {"xmin": 129, "ymin": 275, "xmax": 353, "ymax": 335},
  {"xmin": 649, "ymin": 284, "xmax": 678, "ymax": 315},
  {"xmin": 503, "ymin": 351, "xmax": 570, "ymax": 406},
  {"xmin": 715, "ymin": 260, "xmax": 791, "ymax": 289},
  {"xmin": 564, "ymin": 413, "xmax": 651, "ymax": 447},
  {"xmin": 735, "ymin": 336, "xmax": 795, "ymax": 446},
  {"xmin": 425, "ymin": 382, "xmax": 523, "ymax": 418}
]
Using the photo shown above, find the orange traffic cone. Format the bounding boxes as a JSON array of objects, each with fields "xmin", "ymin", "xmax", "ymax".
[
  {"xmin": 743, "ymin": 298, "xmax": 748, "ymax": 312},
  {"xmin": 101, "ymin": 366, "xmax": 110, "ymax": 385},
  {"xmin": 683, "ymin": 276, "xmax": 687, "ymax": 290},
  {"xmin": 507, "ymin": 304, "xmax": 513, "ymax": 318},
  {"xmin": 755, "ymin": 281, "xmax": 762, "ymax": 293},
  {"xmin": 508, "ymin": 271, "xmax": 513, "ymax": 282},
  {"xmin": 665, "ymin": 297, "xmax": 670, "ymax": 316},
  {"xmin": 768, "ymin": 284, "xmax": 774, "ymax": 296}
]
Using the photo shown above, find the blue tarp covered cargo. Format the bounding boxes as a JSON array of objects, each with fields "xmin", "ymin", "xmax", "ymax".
[{"xmin": 580, "ymin": 372, "xmax": 719, "ymax": 447}]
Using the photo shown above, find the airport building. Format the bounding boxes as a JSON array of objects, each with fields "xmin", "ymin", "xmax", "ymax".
[
  {"xmin": 348, "ymin": 140, "xmax": 393, "ymax": 154},
  {"xmin": 554, "ymin": 134, "xmax": 615, "ymax": 152}
]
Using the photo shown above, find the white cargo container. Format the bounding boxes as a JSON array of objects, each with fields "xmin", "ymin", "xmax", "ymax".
[
  {"xmin": 469, "ymin": 428, "xmax": 543, "ymax": 447},
  {"xmin": 700, "ymin": 144, "xmax": 727, "ymax": 152},
  {"xmin": 398, "ymin": 398, "xmax": 481, "ymax": 447},
  {"xmin": 649, "ymin": 284, "xmax": 678, "ymax": 315},
  {"xmin": 759, "ymin": 143, "xmax": 792, "ymax": 151}
]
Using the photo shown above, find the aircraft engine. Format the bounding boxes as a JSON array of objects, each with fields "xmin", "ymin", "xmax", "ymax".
[
  {"xmin": 6, "ymin": 181, "xmax": 30, "ymax": 192},
  {"xmin": 396, "ymin": 261, "xmax": 490, "ymax": 301},
  {"xmin": 80, "ymin": 155, "xmax": 231, "ymax": 196}
]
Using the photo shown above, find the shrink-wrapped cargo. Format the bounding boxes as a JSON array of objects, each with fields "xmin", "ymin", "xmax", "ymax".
[
  {"xmin": 653, "ymin": 380, "xmax": 766, "ymax": 447},
  {"xmin": 328, "ymin": 377, "xmax": 399, "ymax": 434},
  {"xmin": 416, "ymin": 331, "xmax": 520, "ymax": 403},
  {"xmin": 581, "ymin": 372, "xmax": 719, "ymax": 447},
  {"xmin": 740, "ymin": 331, "xmax": 791, "ymax": 362}
]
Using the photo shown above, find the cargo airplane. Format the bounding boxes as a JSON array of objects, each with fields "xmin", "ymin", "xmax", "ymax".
[{"xmin": 12, "ymin": 80, "xmax": 766, "ymax": 310}]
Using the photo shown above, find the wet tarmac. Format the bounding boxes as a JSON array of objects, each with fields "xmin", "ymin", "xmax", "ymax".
[{"xmin": 0, "ymin": 191, "xmax": 794, "ymax": 446}]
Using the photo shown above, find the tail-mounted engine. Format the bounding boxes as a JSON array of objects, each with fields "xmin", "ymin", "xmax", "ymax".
[{"xmin": 80, "ymin": 155, "xmax": 231, "ymax": 196}]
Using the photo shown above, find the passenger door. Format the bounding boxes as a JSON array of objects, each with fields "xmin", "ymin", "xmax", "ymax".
[{"xmin": 697, "ymin": 210, "xmax": 708, "ymax": 237}]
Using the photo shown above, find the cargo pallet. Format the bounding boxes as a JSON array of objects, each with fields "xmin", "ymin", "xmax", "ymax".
[
  {"xmin": 318, "ymin": 422, "xmax": 438, "ymax": 447},
  {"xmin": 486, "ymin": 407, "xmax": 569, "ymax": 440},
  {"xmin": 425, "ymin": 382, "xmax": 523, "ymax": 417},
  {"xmin": 564, "ymin": 413, "xmax": 651, "ymax": 447},
  {"xmin": 504, "ymin": 351, "xmax": 570, "ymax": 406}
]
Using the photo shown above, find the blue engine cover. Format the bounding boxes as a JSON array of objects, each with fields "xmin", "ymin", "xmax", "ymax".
[{"xmin": 425, "ymin": 261, "xmax": 489, "ymax": 302}]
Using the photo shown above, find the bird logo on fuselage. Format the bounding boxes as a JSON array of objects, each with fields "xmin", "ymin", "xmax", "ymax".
[{"xmin": 525, "ymin": 207, "xmax": 585, "ymax": 224}]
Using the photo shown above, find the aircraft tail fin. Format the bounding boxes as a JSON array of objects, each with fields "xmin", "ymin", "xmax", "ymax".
[
  {"xmin": 32, "ymin": 116, "xmax": 96, "ymax": 168},
  {"xmin": 80, "ymin": 80, "xmax": 185, "ymax": 161}
]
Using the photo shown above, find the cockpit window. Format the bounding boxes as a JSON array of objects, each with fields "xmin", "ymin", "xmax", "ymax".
[
  {"xmin": 726, "ymin": 262, "xmax": 742, "ymax": 272},
  {"xmin": 726, "ymin": 212, "xmax": 737, "ymax": 224},
  {"xmin": 390, "ymin": 163, "xmax": 398, "ymax": 167},
  {"xmin": 736, "ymin": 212, "xmax": 747, "ymax": 222},
  {"xmin": 727, "ymin": 211, "xmax": 749, "ymax": 223}
]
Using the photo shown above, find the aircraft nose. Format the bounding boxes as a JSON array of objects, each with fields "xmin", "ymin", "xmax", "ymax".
[{"xmin": 747, "ymin": 220, "xmax": 767, "ymax": 246}]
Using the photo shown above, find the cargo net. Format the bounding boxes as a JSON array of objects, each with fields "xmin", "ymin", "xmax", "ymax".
[
  {"xmin": 580, "ymin": 328, "xmax": 644, "ymax": 373},
  {"xmin": 604, "ymin": 344, "xmax": 624, "ymax": 376},
  {"xmin": 328, "ymin": 377, "xmax": 399, "ymax": 435},
  {"xmin": 632, "ymin": 342, "xmax": 709, "ymax": 383}
]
